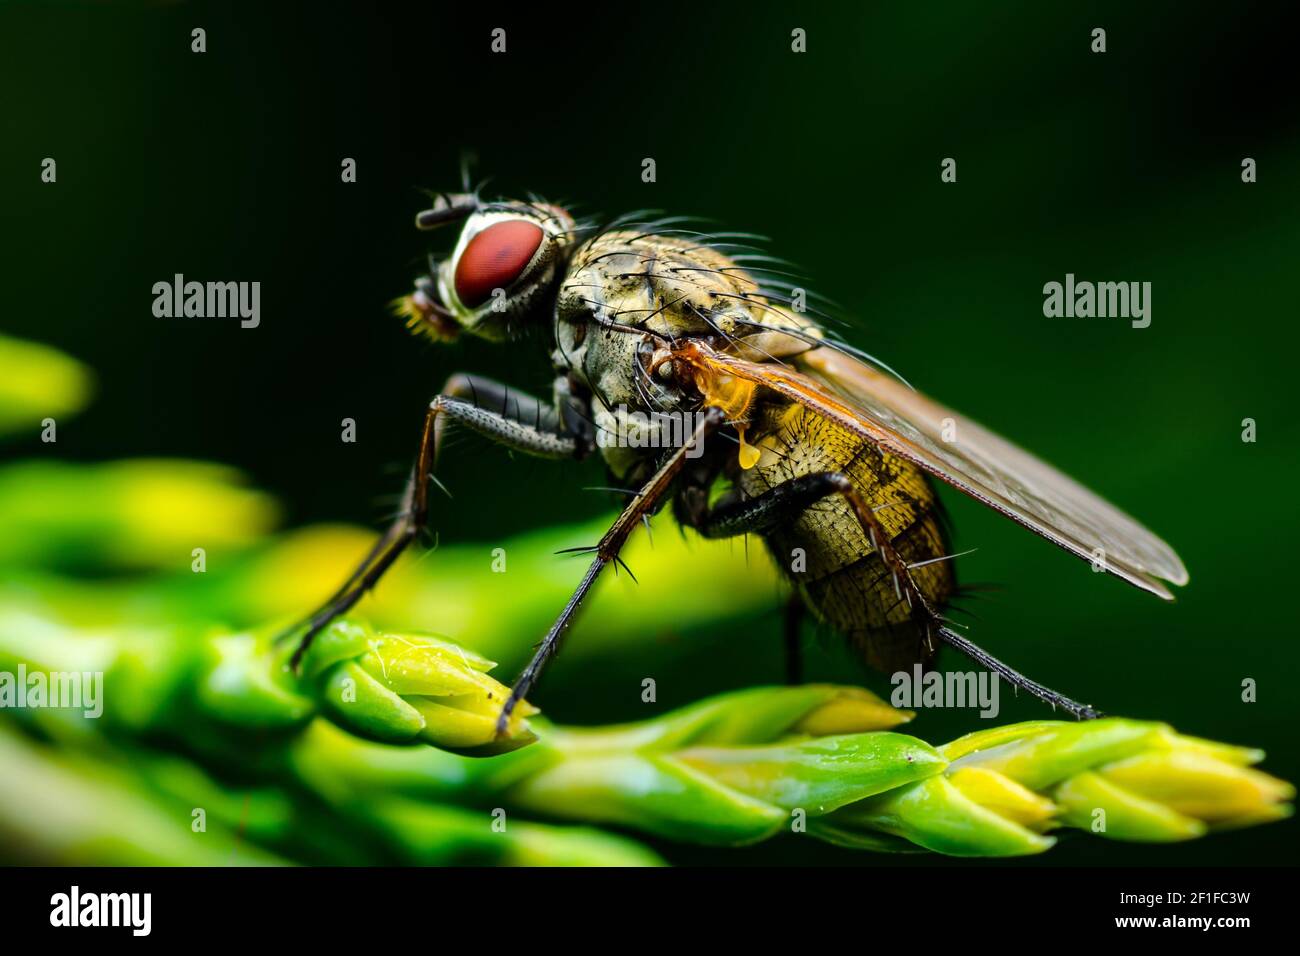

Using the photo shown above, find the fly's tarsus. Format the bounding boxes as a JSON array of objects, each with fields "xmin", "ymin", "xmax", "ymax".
[{"xmin": 935, "ymin": 626, "xmax": 1101, "ymax": 720}]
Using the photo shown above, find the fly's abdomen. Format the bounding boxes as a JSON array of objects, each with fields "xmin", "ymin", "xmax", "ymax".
[{"xmin": 739, "ymin": 402, "xmax": 955, "ymax": 672}]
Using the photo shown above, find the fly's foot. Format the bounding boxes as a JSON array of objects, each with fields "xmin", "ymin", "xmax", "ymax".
[
  {"xmin": 283, "ymin": 615, "xmax": 332, "ymax": 674},
  {"xmin": 494, "ymin": 692, "xmax": 524, "ymax": 739}
]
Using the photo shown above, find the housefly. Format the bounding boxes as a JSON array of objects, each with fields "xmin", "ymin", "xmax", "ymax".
[{"xmin": 285, "ymin": 190, "xmax": 1188, "ymax": 734}]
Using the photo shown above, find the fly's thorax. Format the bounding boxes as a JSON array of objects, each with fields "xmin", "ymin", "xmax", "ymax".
[
  {"xmin": 543, "ymin": 217, "xmax": 859, "ymax": 507},
  {"xmin": 555, "ymin": 230, "xmax": 824, "ymax": 347},
  {"xmin": 551, "ymin": 228, "xmax": 826, "ymax": 477}
]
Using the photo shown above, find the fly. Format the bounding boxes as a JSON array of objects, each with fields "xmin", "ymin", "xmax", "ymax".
[{"xmin": 283, "ymin": 189, "xmax": 1188, "ymax": 735}]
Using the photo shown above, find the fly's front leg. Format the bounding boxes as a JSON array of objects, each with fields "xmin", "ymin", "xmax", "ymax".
[
  {"xmin": 283, "ymin": 374, "xmax": 587, "ymax": 670},
  {"xmin": 689, "ymin": 471, "xmax": 1100, "ymax": 720},
  {"xmin": 494, "ymin": 406, "xmax": 726, "ymax": 736}
]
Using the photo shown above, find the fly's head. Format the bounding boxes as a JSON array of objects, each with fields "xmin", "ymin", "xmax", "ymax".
[{"xmin": 397, "ymin": 194, "xmax": 576, "ymax": 343}]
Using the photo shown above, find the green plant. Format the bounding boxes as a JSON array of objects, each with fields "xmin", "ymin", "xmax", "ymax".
[
  {"xmin": 2, "ymin": 609, "xmax": 1287, "ymax": 859},
  {"xmin": 286, "ymin": 682, "xmax": 1293, "ymax": 856}
]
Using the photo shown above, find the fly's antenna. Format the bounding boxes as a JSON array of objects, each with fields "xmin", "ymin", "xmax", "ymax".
[{"xmin": 415, "ymin": 192, "xmax": 480, "ymax": 230}]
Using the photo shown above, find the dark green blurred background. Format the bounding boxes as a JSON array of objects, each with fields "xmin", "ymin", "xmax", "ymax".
[{"xmin": 3, "ymin": 0, "xmax": 1297, "ymax": 865}]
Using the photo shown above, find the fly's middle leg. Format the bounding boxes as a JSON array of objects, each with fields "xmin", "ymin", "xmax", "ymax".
[
  {"xmin": 493, "ymin": 407, "xmax": 727, "ymax": 736},
  {"xmin": 686, "ymin": 470, "xmax": 1100, "ymax": 720},
  {"xmin": 282, "ymin": 374, "xmax": 586, "ymax": 670}
]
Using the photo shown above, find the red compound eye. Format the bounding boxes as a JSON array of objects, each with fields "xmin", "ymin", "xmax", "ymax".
[{"xmin": 453, "ymin": 220, "xmax": 545, "ymax": 308}]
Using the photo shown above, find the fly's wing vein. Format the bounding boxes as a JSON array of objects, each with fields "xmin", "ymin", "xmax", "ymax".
[{"xmin": 686, "ymin": 342, "xmax": 1188, "ymax": 599}]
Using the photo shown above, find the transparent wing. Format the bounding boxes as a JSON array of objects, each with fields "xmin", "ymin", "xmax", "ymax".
[{"xmin": 682, "ymin": 342, "xmax": 1188, "ymax": 599}]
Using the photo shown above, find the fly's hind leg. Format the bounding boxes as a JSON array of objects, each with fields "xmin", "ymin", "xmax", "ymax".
[
  {"xmin": 282, "ymin": 374, "xmax": 589, "ymax": 670},
  {"xmin": 688, "ymin": 471, "xmax": 1100, "ymax": 720}
]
